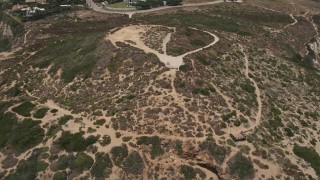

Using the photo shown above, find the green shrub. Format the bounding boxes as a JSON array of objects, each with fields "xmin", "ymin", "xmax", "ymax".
[
  {"xmin": 227, "ymin": 153, "xmax": 254, "ymax": 180},
  {"xmin": 6, "ymin": 86, "xmax": 21, "ymax": 97},
  {"xmin": 122, "ymin": 151, "xmax": 144, "ymax": 175},
  {"xmin": 91, "ymin": 152, "xmax": 113, "ymax": 178},
  {"xmin": 56, "ymin": 131, "xmax": 99, "ymax": 152},
  {"xmin": 100, "ymin": 135, "xmax": 111, "ymax": 146},
  {"xmin": 196, "ymin": 54, "xmax": 210, "ymax": 66},
  {"xmin": 46, "ymin": 123, "xmax": 61, "ymax": 137},
  {"xmin": 234, "ymin": 120, "xmax": 241, "ymax": 127},
  {"xmin": 8, "ymin": 118, "xmax": 45, "ymax": 152},
  {"xmin": 57, "ymin": 154, "xmax": 73, "ymax": 170},
  {"xmin": 180, "ymin": 165, "xmax": 196, "ymax": 179},
  {"xmin": 137, "ymin": 136, "xmax": 164, "ymax": 158},
  {"xmin": 94, "ymin": 119, "xmax": 106, "ymax": 126},
  {"xmin": 58, "ymin": 115, "xmax": 73, "ymax": 125},
  {"xmin": 0, "ymin": 38, "xmax": 11, "ymax": 52},
  {"xmin": 12, "ymin": 101, "xmax": 35, "ymax": 117},
  {"xmin": 166, "ymin": 0, "xmax": 182, "ymax": 6},
  {"xmin": 36, "ymin": 161, "xmax": 49, "ymax": 172},
  {"xmin": 175, "ymin": 140, "xmax": 183, "ymax": 156},
  {"xmin": 33, "ymin": 108, "xmax": 49, "ymax": 119},
  {"xmin": 50, "ymin": 109, "xmax": 58, "ymax": 113},
  {"xmin": 271, "ymin": 106, "xmax": 282, "ymax": 116},
  {"xmin": 240, "ymin": 83, "xmax": 255, "ymax": 93},
  {"xmin": 111, "ymin": 144, "xmax": 128, "ymax": 166},
  {"xmin": 284, "ymin": 127, "xmax": 294, "ymax": 137},
  {"xmin": 293, "ymin": 145, "xmax": 320, "ymax": 176},
  {"xmin": 122, "ymin": 136, "xmax": 132, "ymax": 142},
  {"xmin": 191, "ymin": 39, "xmax": 206, "ymax": 47},
  {"xmin": 222, "ymin": 111, "xmax": 236, "ymax": 122},
  {"xmin": 4, "ymin": 148, "xmax": 45, "ymax": 180},
  {"xmin": 179, "ymin": 64, "xmax": 190, "ymax": 72},
  {"xmin": 70, "ymin": 153, "xmax": 94, "ymax": 173},
  {"xmin": 53, "ymin": 171, "xmax": 67, "ymax": 180},
  {"xmin": 199, "ymin": 140, "xmax": 226, "ymax": 165},
  {"xmin": 0, "ymin": 112, "xmax": 18, "ymax": 148}
]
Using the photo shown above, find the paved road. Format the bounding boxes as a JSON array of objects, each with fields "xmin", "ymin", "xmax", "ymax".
[{"xmin": 86, "ymin": 0, "xmax": 226, "ymax": 17}]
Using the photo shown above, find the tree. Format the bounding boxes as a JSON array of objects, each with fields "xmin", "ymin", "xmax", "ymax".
[
  {"xmin": 135, "ymin": 1, "xmax": 151, "ymax": 9},
  {"xmin": 166, "ymin": 0, "xmax": 182, "ymax": 6}
]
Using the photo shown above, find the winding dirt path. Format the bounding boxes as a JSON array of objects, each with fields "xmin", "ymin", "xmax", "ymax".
[
  {"xmin": 23, "ymin": 30, "xmax": 31, "ymax": 45},
  {"xmin": 284, "ymin": 14, "xmax": 298, "ymax": 29},
  {"xmin": 239, "ymin": 45, "xmax": 262, "ymax": 131}
]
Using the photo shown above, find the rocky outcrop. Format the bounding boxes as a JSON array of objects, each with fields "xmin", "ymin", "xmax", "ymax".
[
  {"xmin": 0, "ymin": 12, "xmax": 23, "ymax": 52},
  {"xmin": 305, "ymin": 36, "xmax": 320, "ymax": 69}
]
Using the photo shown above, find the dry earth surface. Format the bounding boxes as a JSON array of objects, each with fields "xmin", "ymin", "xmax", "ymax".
[{"xmin": 0, "ymin": 0, "xmax": 320, "ymax": 179}]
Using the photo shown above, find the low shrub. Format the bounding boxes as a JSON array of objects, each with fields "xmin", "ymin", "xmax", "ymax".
[
  {"xmin": 137, "ymin": 136, "xmax": 164, "ymax": 158},
  {"xmin": 56, "ymin": 131, "xmax": 99, "ymax": 152},
  {"xmin": 180, "ymin": 165, "xmax": 196, "ymax": 179},
  {"xmin": 33, "ymin": 108, "xmax": 49, "ymax": 119},
  {"xmin": 91, "ymin": 152, "xmax": 113, "ymax": 178},
  {"xmin": 227, "ymin": 153, "xmax": 254, "ymax": 180},
  {"xmin": 53, "ymin": 171, "xmax": 67, "ymax": 180},
  {"xmin": 111, "ymin": 144, "xmax": 128, "ymax": 166},
  {"xmin": 58, "ymin": 115, "xmax": 73, "ymax": 125},
  {"xmin": 70, "ymin": 153, "xmax": 94, "ymax": 173},
  {"xmin": 293, "ymin": 145, "xmax": 320, "ymax": 176},
  {"xmin": 122, "ymin": 151, "xmax": 144, "ymax": 175}
]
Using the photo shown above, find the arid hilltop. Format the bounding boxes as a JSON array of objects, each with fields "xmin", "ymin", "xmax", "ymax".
[{"xmin": 0, "ymin": 0, "xmax": 319, "ymax": 179}]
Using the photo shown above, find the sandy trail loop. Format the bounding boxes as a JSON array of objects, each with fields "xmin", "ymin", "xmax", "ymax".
[{"xmin": 107, "ymin": 25, "xmax": 219, "ymax": 68}]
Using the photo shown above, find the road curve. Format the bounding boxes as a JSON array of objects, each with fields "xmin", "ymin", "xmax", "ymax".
[{"xmin": 86, "ymin": 0, "xmax": 225, "ymax": 17}]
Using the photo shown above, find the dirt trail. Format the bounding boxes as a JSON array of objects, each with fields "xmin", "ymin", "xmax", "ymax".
[
  {"xmin": 87, "ymin": 0, "xmax": 226, "ymax": 18},
  {"xmin": 23, "ymin": 30, "xmax": 31, "ymax": 45},
  {"xmin": 284, "ymin": 14, "xmax": 298, "ymax": 29},
  {"xmin": 239, "ymin": 45, "xmax": 262, "ymax": 131},
  {"xmin": 162, "ymin": 30, "xmax": 174, "ymax": 54}
]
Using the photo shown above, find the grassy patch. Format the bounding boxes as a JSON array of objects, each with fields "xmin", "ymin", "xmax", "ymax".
[
  {"xmin": 33, "ymin": 33, "xmax": 104, "ymax": 83},
  {"xmin": 106, "ymin": 2, "xmax": 129, "ymax": 8}
]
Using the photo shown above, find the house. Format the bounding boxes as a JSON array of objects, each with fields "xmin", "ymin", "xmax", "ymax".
[
  {"xmin": 21, "ymin": 6, "xmax": 45, "ymax": 17},
  {"xmin": 230, "ymin": 131, "xmax": 246, "ymax": 142},
  {"xmin": 12, "ymin": 4, "xmax": 29, "ymax": 12},
  {"xmin": 123, "ymin": 0, "xmax": 146, "ymax": 5},
  {"xmin": 25, "ymin": 0, "xmax": 48, "ymax": 4}
]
